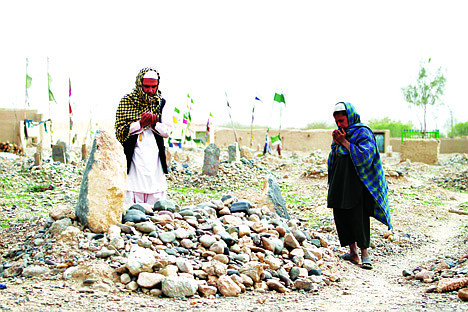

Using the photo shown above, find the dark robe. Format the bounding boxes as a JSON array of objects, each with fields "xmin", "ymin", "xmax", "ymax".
[{"xmin": 328, "ymin": 154, "xmax": 373, "ymax": 249}]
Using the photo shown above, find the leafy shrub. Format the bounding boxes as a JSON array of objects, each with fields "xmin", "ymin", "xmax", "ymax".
[{"xmin": 368, "ymin": 118, "xmax": 413, "ymax": 137}]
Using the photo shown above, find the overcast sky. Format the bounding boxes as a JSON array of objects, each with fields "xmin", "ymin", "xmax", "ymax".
[{"xmin": 1, "ymin": 0, "xmax": 467, "ymax": 133}]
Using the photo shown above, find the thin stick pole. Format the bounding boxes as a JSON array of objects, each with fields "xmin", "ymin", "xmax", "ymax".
[
  {"xmin": 225, "ymin": 92, "xmax": 238, "ymax": 144},
  {"xmin": 47, "ymin": 57, "xmax": 53, "ymax": 145}
]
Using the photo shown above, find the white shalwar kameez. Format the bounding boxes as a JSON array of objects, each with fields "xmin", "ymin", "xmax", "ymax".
[{"xmin": 124, "ymin": 121, "xmax": 171, "ymax": 205}]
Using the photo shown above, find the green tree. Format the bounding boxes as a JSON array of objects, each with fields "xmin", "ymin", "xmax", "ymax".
[
  {"xmin": 449, "ymin": 121, "xmax": 468, "ymax": 137},
  {"xmin": 401, "ymin": 58, "xmax": 446, "ymax": 133},
  {"xmin": 368, "ymin": 117, "xmax": 413, "ymax": 137}
]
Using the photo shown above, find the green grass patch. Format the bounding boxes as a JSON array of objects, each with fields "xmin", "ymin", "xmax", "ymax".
[
  {"xmin": 26, "ymin": 183, "xmax": 55, "ymax": 192},
  {"xmin": 0, "ymin": 221, "xmax": 11, "ymax": 229},
  {"xmin": 422, "ymin": 200, "xmax": 444, "ymax": 206},
  {"xmin": 459, "ymin": 202, "xmax": 468, "ymax": 211},
  {"xmin": 304, "ymin": 212, "xmax": 333, "ymax": 228}
]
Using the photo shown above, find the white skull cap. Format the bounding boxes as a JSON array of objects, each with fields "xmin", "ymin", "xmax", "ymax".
[
  {"xmin": 143, "ymin": 70, "xmax": 159, "ymax": 79},
  {"xmin": 334, "ymin": 102, "xmax": 346, "ymax": 112}
]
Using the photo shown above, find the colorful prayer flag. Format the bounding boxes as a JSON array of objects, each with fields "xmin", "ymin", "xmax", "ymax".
[
  {"xmin": 48, "ymin": 88, "xmax": 56, "ymax": 102},
  {"xmin": 26, "ymin": 75, "xmax": 32, "ymax": 89},
  {"xmin": 225, "ymin": 92, "xmax": 231, "ymax": 108},
  {"xmin": 174, "ymin": 107, "xmax": 180, "ymax": 114},
  {"xmin": 172, "ymin": 116, "xmax": 178, "ymax": 124},
  {"xmin": 68, "ymin": 77, "xmax": 72, "ymax": 97},
  {"xmin": 25, "ymin": 58, "xmax": 31, "ymax": 107},
  {"xmin": 47, "ymin": 57, "xmax": 56, "ymax": 103},
  {"xmin": 183, "ymin": 118, "xmax": 188, "ymax": 124},
  {"xmin": 273, "ymin": 92, "xmax": 285, "ymax": 104},
  {"xmin": 271, "ymin": 135, "xmax": 281, "ymax": 144},
  {"xmin": 68, "ymin": 78, "xmax": 73, "ymax": 130}
]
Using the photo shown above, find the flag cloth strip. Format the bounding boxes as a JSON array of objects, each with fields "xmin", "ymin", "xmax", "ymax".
[
  {"xmin": 274, "ymin": 93, "xmax": 285, "ymax": 104},
  {"xmin": 271, "ymin": 135, "xmax": 281, "ymax": 143}
]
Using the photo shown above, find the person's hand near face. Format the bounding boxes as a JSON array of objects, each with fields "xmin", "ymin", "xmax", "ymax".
[{"xmin": 333, "ymin": 113, "xmax": 350, "ymax": 150}]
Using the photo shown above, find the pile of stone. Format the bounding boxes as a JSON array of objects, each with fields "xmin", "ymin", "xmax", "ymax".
[
  {"xmin": 0, "ymin": 142, "xmax": 24, "ymax": 156},
  {"xmin": 82, "ymin": 193, "xmax": 336, "ymax": 296},
  {"xmin": 53, "ymin": 130, "xmax": 338, "ymax": 298},
  {"xmin": 402, "ymin": 253, "xmax": 468, "ymax": 298},
  {"xmin": 1, "ymin": 193, "xmax": 341, "ymax": 298},
  {"xmin": 431, "ymin": 154, "xmax": 468, "ymax": 191},
  {"xmin": 109, "ymin": 196, "xmax": 339, "ymax": 297},
  {"xmin": 434, "ymin": 171, "xmax": 468, "ymax": 191}
]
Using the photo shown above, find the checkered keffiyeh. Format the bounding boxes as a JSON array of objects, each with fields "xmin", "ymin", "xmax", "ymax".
[
  {"xmin": 115, "ymin": 67, "xmax": 164, "ymax": 143},
  {"xmin": 328, "ymin": 102, "xmax": 392, "ymax": 230}
]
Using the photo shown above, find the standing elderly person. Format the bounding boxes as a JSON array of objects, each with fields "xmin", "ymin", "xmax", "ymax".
[
  {"xmin": 115, "ymin": 67, "xmax": 171, "ymax": 206},
  {"xmin": 327, "ymin": 102, "xmax": 392, "ymax": 270}
]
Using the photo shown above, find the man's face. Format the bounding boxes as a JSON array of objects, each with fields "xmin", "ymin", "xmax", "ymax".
[
  {"xmin": 334, "ymin": 114, "xmax": 349, "ymax": 129},
  {"xmin": 142, "ymin": 78, "xmax": 159, "ymax": 96}
]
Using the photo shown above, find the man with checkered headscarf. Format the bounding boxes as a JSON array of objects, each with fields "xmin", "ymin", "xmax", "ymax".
[{"xmin": 115, "ymin": 67, "xmax": 172, "ymax": 205}]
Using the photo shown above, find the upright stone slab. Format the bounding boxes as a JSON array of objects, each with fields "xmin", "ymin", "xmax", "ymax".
[
  {"xmin": 51, "ymin": 144, "xmax": 66, "ymax": 163},
  {"xmin": 202, "ymin": 143, "xmax": 220, "ymax": 176},
  {"xmin": 75, "ymin": 130, "xmax": 127, "ymax": 233},
  {"xmin": 240, "ymin": 146, "xmax": 253, "ymax": 160},
  {"xmin": 259, "ymin": 174, "xmax": 290, "ymax": 220},
  {"xmin": 228, "ymin": 142, "xmax": 240, "ymax": 162},
  {"xmin": 34, "ymin": 152, "xmax": 41, "ymax": 166},
  {"xmin": 81, "ymin": 144, "xmax": 87, "ymax": 161},
  {"xmin": 56, "ymin": 140, "xmax": 70, "ymax": 163}
]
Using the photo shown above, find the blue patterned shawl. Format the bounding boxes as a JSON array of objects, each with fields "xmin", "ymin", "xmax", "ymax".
[{"xmin": 328, "ymin": 102, "xmax": 392, "ymax": 230}]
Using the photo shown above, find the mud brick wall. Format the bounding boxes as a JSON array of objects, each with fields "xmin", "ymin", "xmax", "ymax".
[
  {"xmin": 0, "ymin": 108, "xmax": 43, "ymax": 145},
  {"xmin": 400, "ymin": 139, "xmax": 440, "ymax": 164},
  {"xmin": 214, "ymin": 128, "xmax": 390, "ymax": 153}
]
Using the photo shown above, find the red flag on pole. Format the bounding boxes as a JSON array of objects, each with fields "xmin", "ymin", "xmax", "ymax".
[{"xmin": 68, "ymin": 78, "xmax": 73, "ymax": 130}]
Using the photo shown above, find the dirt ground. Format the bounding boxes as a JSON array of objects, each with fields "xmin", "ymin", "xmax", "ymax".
[{"xmin": 1, "ymin": 149, "xmax": 468, "ymax": 312}]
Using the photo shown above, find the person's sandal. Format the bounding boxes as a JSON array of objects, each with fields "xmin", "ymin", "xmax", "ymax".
[
  {"xmin": 361, "ymin": 257, "xmax": 373, "ymax": 270},
  {"xmin": 339, "ymin": 253, "xmax": 359, "ymax": 265}
]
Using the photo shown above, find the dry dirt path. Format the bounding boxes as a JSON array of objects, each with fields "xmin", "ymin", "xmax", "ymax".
[{"xmin": 306, "ymin": 192, "xmax": 468, "ymax": 312}]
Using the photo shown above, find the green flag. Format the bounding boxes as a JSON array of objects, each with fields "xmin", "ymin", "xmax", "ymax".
[
  {"xmin": 174, "ymin": 107, "xmax": 180, "ymax": 114},
  {"xmin": 26, "ymin": 75, "xmax": 32, "ymax": 89},
  {"xmin": 25, "ymin": 58, "xmax": 32, "ymax": 106},
  {"xmin": 271, "ymin": 135, "xmax": 281, "ymax": 144},
  {"xmin": 48, "ymin": 89, "xmax": 56, "ymax": 102},
  {"xmin": 48, "ymin": 73, "xmax": 57, "ymax": 103},
  {"xmin": 274, "ymin": 92, "xmax": 285, "ymax": 104}
]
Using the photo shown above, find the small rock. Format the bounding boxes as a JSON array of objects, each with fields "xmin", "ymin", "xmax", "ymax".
[
  {"xmin": 161, "ymin": 276, "xmax": 198, "ymax": 298},
  {"xmin": 266, "ymin": 279, "xmax": 288, "ymax": 293},
  {"xmin": 198, "ymin": 284, "xmax": 217, "ymax": 297},
  {"xmin": 459, "ymin": 288, "xmax": 468, "ymax": 301},
  {"xmin": 199, "ymin": 234, "xmax": 217, "ymax": 248},
  {"xmin": 217, "ymin": 275, "xmax": 242, "ymax": 297},
  {"xmin": 137, "ymin": 272, "xmax": 165, "ymax": 289}
]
